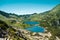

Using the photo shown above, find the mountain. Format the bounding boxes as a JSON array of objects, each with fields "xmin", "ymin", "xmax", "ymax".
[
  {"xmin": 0, "ymin": 11, "xmax": 10, "ymax": 17},
  {"xmin": 26, "ymin": 4, "xmax": 60, "ymax": 40},
  {"xmin": 0, "ymin": 11, "xmax": 31, "ymax": 29},
  {"xmin": 28, "ymin": 4, "xmax": 60, "ymax": 21},
  {"xmin": 0, "ymin": 4, "xmax": 60, "ymax": 40}
]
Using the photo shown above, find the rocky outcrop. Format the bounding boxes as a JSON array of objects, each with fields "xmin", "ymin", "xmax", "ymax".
[
  {"xmin": 15, "ymin": 29, "xmax": 52, "ymax": 40},
  {"xmin": 52, "ymin": 19, "xmax": 60, "ymax": 26}
]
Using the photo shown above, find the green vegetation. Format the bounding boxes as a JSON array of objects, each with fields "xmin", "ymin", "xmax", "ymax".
[{"xmin": 0, "ymin": 10, "xmax": 31, "ymax": 29}]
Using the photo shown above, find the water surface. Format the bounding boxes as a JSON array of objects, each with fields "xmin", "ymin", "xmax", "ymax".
[
  {"xmin": 25, "ymin": 21, "xmax": 45, "ymax": 32},
  {"xmin": 26, "ymin": 26, "xmax": 45, "ymax": 32},
  {"xmin": 25, "ymin": 21, "xmax": 39, "ymax": 25}
]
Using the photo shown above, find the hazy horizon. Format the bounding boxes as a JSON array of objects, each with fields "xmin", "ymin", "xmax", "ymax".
[{"xmin": 0, "ymin": 0, "xmax": 60, "ymax": 15}]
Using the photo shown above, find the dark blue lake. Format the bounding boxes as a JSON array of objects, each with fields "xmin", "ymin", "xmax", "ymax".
[
  {"xmin": 26, "ymin": 26, "xmax": 45, "ymax": 32},
  {"xmin": 24, "ymin": 21, "xmax": 39, "ymax": 25}
]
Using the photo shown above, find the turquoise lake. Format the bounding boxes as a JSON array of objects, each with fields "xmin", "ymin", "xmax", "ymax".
[
  {"xmin": 26, "ymin": 26, "xmax": 45, "ymax": 32},
  {"xmin": 25, "ymin": 21, "xmax": 45, "ymax": 32},
  {"xmin": 24, "ymin": 21, "xmax": 39, "ymax": 25}
]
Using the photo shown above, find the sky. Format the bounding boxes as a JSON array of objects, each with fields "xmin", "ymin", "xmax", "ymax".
[{"xmin": 0, "ymin": 0, "xmax": 60, "ymax": 15}]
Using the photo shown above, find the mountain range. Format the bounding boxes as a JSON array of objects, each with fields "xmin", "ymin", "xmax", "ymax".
[{"xmin": 0, "ymin": 4, "xmax": 60, "ymax": 40}]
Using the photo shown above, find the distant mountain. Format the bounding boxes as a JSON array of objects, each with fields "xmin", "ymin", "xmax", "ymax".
[
  {"xmin": 0, "ymin": 11, "xmax": 10, "ymax": 17},
  {"xmin": 28, "ymin": 4, "xmax": 60, "ymax": 21},
  {"xmin": 0, "ymin": 10, "xmax": 32, "ymax": 29},
  {"xmin": 50, "ymin": 4, "xmax": 60, "ymax": 13}
]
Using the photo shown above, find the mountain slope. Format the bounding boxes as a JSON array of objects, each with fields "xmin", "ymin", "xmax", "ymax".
[{"xmin": 26, "ymin": 4, "xmax": 60, "ymax": 40}]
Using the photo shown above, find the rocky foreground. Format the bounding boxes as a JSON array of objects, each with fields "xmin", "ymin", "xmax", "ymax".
[
  {"xmin": 17, "ymin": 29, "xmax": 52, "ymax": 40},
  {"xmin": 2, "ymin": 28, "xmax": 52, "ymax": 40},
  {"xmin": 0, "ymin": 20, "xmax": 60, "ymax": 40},
  {"xmin": 5, "ymin": 28, "xmax": 60, "ymax": 40}
]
